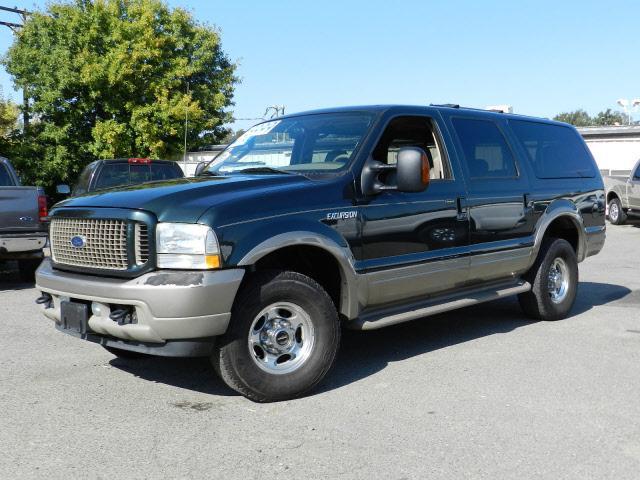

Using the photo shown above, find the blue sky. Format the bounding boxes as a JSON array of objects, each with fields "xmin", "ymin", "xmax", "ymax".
[{"xmin": 1, "ymin": 0, "xmax": 640, "ymax": 130}]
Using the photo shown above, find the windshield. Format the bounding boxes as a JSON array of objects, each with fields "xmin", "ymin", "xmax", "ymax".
[{"xmin": 205, "ymin": 112, "xmax": 375, "ymax": 175}]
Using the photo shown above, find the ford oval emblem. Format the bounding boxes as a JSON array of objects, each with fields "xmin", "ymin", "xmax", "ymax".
[{"xmin": 70, "ymin": 235, "xmax": 87, "ymax": 248}]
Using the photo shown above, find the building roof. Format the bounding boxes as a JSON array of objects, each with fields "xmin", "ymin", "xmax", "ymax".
[{"xmin": 578, "ymin": 125, "xmax": 640, "ymax": 139}]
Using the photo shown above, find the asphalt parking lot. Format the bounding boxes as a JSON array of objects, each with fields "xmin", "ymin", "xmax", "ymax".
[{"xmin": 1, "ymin": 225, "xmax": 640, "ymax": 479}]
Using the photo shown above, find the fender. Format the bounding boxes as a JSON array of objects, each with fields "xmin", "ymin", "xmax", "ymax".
[
  {"xmin": 530, "ymin": 199, "xmax": 587, "ymax": 265},
  {"xmin": 226, "ymin": 220, "xmax": 362, "ymax": 319},
  {"xmin": 608, "ymin": 184, "xmax": 627, "ymax": 206}
]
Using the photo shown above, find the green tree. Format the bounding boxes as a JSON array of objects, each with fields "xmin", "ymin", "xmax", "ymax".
[
  {"xmin": 553, "ymin": 110, "xmax": 593, "ymax": 127},
  {"xmin": 0, "ymin": 88, "xmax": 19, "ymax": 138},
  {"xmin": 3, "ymin": 0, "xmax": 236, "ymax": 190},
  {"xmin": 593, "ymin": 109, "xmax": 627, "ymax": 126}
]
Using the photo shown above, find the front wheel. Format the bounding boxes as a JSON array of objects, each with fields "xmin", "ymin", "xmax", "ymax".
[
  {"xmin": 608, "ymin": 197, "xmax": 627, "ymax": 225},
  {"xmin": 212, "ymin": 270, "xmax": 340, "ymax": 402},
  {"xmin": 518, "ymin": 238, "xmax": 578, "ymax": 321}
]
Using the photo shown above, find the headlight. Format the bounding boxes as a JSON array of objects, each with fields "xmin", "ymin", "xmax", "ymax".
[{"xmin": 156, "ymin": 223, "xmax": 220, "ymax": 269}]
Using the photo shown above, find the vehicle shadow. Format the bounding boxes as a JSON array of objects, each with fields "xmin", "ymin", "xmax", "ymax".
[
  {"xmin": 108, "ymin": 281, "xmax": 631, "ymax": 399},
  {"xmin": 109, "ymin": 356, "xmax": 237, "ymax": 397},
  {"xmin": 319, "ymin": 280, "xmax": 632, "ymax": 394},
  {"xmin": 0, "ymin": 261, "xmax": 34, "ymax": 291}
]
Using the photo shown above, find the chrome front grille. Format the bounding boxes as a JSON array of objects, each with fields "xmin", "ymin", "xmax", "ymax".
[
  {"xmin": 134, "ymin": 223, "xmax": 149, "ymax": 265},
  {"xmin": 50, "ymin": 218, "xmax": 129, "ymax": 271}
]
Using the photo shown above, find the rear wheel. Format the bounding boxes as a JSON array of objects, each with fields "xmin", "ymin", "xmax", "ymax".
[
  {"xmin": 18, "ymin": 258, "xmax": 41, "ymax": 283},
  {"xmin": 518, "ymin": 238, "xmax": 578, "ymax": 321},
  {"xmin": 608, "ymin": 197, "xmax": 627, "ymax": 225},
  {"xmin": 212, "ymin": 270, "xmax": 340, "ymax": 402}
]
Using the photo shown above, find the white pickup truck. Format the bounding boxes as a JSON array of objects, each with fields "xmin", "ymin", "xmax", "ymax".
[
  {"xmin": 604, "ymin": 159, "xmax": 640, "ymax": 225},
  {"xmin": 0, "ymin": 156, "xmax": 48, "ymax": 280}
]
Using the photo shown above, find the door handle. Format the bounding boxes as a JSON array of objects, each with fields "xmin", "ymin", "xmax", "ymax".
[{"xmin": 455, "ymin": 197, "xmax": 468, "ymax": 221}]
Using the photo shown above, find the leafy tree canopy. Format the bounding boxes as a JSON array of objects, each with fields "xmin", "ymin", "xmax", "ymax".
[
  {"xmin": 0, "ymin": 88, "xmax": 19, "ymax": 138},
  {"xmin": 2, "ymin": 0, "xmax": 236, "ymax": 190},
  {"xmin": 592, "ymin": 109, "xmax": 627, "ymax": 126},
  {"xmin": 553, "ymin": 108, "xmax": 628, "ymax": 127},
  {"xmin": 553, "ymin": 110, "xmax": 593, "ymax": 127}
]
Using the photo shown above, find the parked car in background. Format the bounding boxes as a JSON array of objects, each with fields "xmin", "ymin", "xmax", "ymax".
[
  {"xmin": 604, "ymin": 158, "xmax": 640, "ymax": 224},
  {"xmin": 57, "ymin": 158, "xmax": 184, "ymax": 196},
  {"xmin": 0, "ymin": 156, "xmax": 48, "ymax": 281},
  {"xmin": 35, "ymin": 105, "xmax": 605, "ymax": 402}
]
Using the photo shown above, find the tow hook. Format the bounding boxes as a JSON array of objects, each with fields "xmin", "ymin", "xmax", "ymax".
[
  {"xmin": 109, "ymin": 307, "xmax": 137, "ymax": 326},
  {"xmin": 35, "ymin": 293, "xmax": 53, "ymax": 309}
]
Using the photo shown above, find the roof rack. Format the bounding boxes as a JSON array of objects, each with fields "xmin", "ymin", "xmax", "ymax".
[
  {"xmin": 430, "ymin": 103, "xmax": 506, "ymax": 114},
  {"xmin": 430, "ymin": 103, "xmax": 460, "ymax": 109}
]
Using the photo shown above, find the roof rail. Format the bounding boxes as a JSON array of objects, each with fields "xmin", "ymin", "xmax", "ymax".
[
  {"xmin": 430, "ymin": 103, "xmax": 507, "ymax": 114},
  {"xmin": 430, "ymin": 103, "xmax": 460, "ymax": 109}
]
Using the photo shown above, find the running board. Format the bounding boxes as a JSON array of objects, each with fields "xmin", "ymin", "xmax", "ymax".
[{"xmin": 350, "ymin": 280, "xmax": 531, "ymax": 331}]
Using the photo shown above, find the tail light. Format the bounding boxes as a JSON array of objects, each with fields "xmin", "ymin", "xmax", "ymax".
[
  {"xmin": 128, "ymin": 158, "xmax": 151, "ymax": 164},
  {"xmin": 38, "ymin": 195, "xmax": 48, "ymax": 222}
]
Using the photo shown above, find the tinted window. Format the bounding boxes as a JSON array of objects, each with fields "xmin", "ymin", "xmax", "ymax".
[
  {"xmin": 129, "ymin": 164, "xmax": 150, "ymax": 184},
  {"xmin": 73, "ymin": 163, "xmax": 97, "ymax": 195},
  {"xmin": 633, "ymin": 162, "xmax": 640, "ymax": 179},
  {"xmin": 94, "ymin": 163, "xmax": 130, "ymax": 190},
  {"xmin": 0, "ymin": 164, "xmax": 14, "ymax": 186},
  {"xmin": 509, "ymin": 120, "xmax": 596, "ymax": 179},
  {"xmin": 452, "ymin": 118, "xmax": 517, "ymax": 179},
  {"xmin": 151, "ymin": 163, "xmax": 183, "ymax": 181}
]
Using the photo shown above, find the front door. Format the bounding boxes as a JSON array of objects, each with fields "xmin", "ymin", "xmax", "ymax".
[
  {"xmin": 357, "ymin": 115, "xmax": 470, "ymax": 307},
  {"xmin": 627, "ymin": 162, "xmax": 640, "ymax": 209}
]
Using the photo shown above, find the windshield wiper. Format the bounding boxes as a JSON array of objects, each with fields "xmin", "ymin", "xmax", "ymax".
[
  {"xmin": 198, "ymin": 170, "xmax": 225, "ymax": 177},
  {"xmin": 236, "ymin": 167, "xmax": 292, "ymax": 175}
]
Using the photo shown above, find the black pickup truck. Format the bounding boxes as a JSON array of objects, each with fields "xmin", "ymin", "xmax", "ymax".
[{"xmin": 35, "ymin": 105, "xmax": 605, "ymax": 402}]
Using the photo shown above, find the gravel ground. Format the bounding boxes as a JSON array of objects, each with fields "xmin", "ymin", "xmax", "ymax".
[{"xmin": 1, "ymin": 224, "xmax": 639, "ymax": 479}]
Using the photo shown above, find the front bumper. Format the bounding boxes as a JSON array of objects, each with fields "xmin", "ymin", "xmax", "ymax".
[
  {"xmin": 36, "ymin": 259, "xmax": 245, "ymax": 345},
  {"xmin": 0, "ymin": 232, "xmax": 47, "ymax": 257}
]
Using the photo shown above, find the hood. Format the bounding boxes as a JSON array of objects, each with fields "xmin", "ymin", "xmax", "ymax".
[{"xmin": 53, "ymin": 174, "xmax": 313, "ymax": 223}]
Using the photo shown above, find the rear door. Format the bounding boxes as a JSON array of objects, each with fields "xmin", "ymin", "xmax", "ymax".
[{"xmin": 444, "ymin": 113, "xmax": 535, "ymax": 285}]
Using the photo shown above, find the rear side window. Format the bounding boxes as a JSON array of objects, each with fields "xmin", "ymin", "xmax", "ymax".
[
  {"xmin": 509, "ymin": 120, "xmax": 596, "ymax": 179},
  {"xmin": 451, "ymin": 118, "xmax": 518, "ymax": 179},
  {"xmin": 94, "ymin": 163, "xmax": 130, "ymax": 190},
  {"xmin": 151, "ymin": 163, "xmax": 183, "ymax": 181},
  {"xmin": 0, "ymin": 164, "xmax": 14, "ymax": 186}
]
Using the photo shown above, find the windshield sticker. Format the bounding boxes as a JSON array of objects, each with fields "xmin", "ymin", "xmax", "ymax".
[{"xmin": 234, "ymin": 120, "xmax": 282, "ymax": 146}]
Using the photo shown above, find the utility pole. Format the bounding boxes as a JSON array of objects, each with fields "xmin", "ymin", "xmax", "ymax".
[
  {"xmin": 0, "ymin": 5, "xmax": 31, "ymax": 128},
  {"xmin": 183, "ymin": 81, "xmax": 189, "ymax": 173}
]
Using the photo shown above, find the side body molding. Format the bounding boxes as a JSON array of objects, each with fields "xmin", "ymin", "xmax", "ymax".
[
  {"xmin": 238, "ymin": 231, "xmax": 362, "ymax": 319},
  {"xmin": 530, "ymin": 199, "xmax": 587, "ymax": 264}
]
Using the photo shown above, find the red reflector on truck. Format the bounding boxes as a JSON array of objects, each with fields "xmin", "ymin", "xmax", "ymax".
[
  {"xmin": 38, "ymin": 195, "xmax": 48, "ymax": 222},
  {"xmin": 128, "ymin": 158, "xmax": 151, "ymax": 164}
]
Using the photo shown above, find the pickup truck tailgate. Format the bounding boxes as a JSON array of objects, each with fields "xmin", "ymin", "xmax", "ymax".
[{"xmin": 0, "ymin": 186, "xmax": 43, "ymax": 232}]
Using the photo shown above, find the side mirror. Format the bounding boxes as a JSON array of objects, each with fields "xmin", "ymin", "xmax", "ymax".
[
  {"xmin": 194, "ymin": 162, "xmax": 207, "ymax": 176},
  {"xmin": 56, "ymin": 184, "xmax": 71, "ymax": 195},
  {"xmin": 396, "ymin": 147, "xmax": 430, "ymax": 193}
]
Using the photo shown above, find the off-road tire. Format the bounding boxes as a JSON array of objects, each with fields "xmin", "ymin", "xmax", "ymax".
[
  {"xmin": 18, "ymin": 259, "xmax": 41, "ymax": 283},
  {"xmin": 212, "ymin": 270, "xmax": 341, "ymax": 402},
  {"xmin": 518, "ymin": 238, "xmax": 578, "ymax": 321},
  {"xmin": 608, "ymin": 197, "xmax": 627, "ymax": 225}
]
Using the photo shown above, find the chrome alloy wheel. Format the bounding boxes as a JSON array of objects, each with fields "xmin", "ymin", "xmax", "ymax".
[
  {"xmin": 547, "ymin": 257, "xmax": 570, "ymax": 304},
  {"xmin": 248, "ymin": 302, "xmax": 315, "ymax": 374},
  {"xmin": 609, "ymin": 202, "xmax": 619, "ymax": 222}
]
